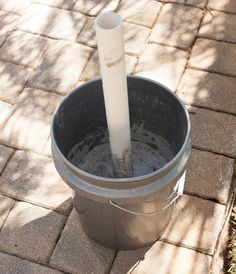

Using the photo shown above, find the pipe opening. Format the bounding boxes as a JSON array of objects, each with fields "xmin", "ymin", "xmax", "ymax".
[{"xmin": 95, "ymin": 12, "xmax": 122, "ymax": 30}]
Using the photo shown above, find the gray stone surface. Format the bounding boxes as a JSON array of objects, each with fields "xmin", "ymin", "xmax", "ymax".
[
  {"xmin": 0, "ymin": 101, "xmax": 12, "ymax": 127},
  {"xmin": 189, "ymin": 106, "xmax": 236, "ymax": 158},
  {"xmin": 0, "ymin": 10, "xmax": 19, "ymax": 46},
  {"xmin": 135, "ymin": 43, "xmax": 188, "ymax": 90},
  {"xmin": 0, "ymin": 60, "xmax": 31, "ymax": 104},
  {"xmin": 208, "ymin": 0, "xmax": 236, "ymax": 14},
  {"xmin": 0, "ymin": 201, "xmax": 66, "ymax": 263},
  {"xmin": 0, "ymin": 145, "xmax": 14, "ymax": 173},
  {"xmin": 0, "ymin": 195, "xmax": 15, "ymax": 228},
  {"xmin": 33, "ymin": 0, "xmax": 76, "ymax": 9},
  {"xmin": 177, "ymin": 68, "xmax": 236, "ymax": 114},
  {"xmin": 185, "ymin": 148, "xmax": 234, "ymax": 204},
  {"xmin": 0, "ymin": 88, "xmax": 62, "ymax": 153},
  {"xmin": 117, "ymin": 0, "xmax": 162, "ymax": 28},
  {"xmin": 0, "ymin": 0, "xmax": 31, "ymax": 14},
  {"xmin": 199, "ymin": 11, "xmax": 236, "ymax": 44},
  {"xmin": 189, "ymin": 38, "xmax": 236, "ymax": 77},
  {"xmin": 17, "ymin": 4, "xmax": 86, "ymax": 40},
  {"xmin": 161, "ymin": 195, "xmax": 225, "ymax": 254},
  {"xmin": 186, "ymin": 0, "xmax": 207, "ymax": 8},
  {"xmin": 29, "ymin": 40, "xmax": 93, "ymax": 94},
  {"xmin": 150, "ymin": 4, "xmax": 203, "ymax": 50},
  {"xmin": 50, "ymin": 209, "xmax": 115, "ymax": 274},
  {"xmin": 0, "ymin": 150, "xmax": 72, "ymax": 214},
  {"xmin": 0, "ymin": 31, "xmax": 52, "ymax": 68},
  {"xmin": 110, "ymin": 241, "xmax": 212, "ymax": 274}
]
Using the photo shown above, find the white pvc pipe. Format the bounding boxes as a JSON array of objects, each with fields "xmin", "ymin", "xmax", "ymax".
[{"xmin": 95, "ymin": 12, "xmax": 132, "ymax": 177}]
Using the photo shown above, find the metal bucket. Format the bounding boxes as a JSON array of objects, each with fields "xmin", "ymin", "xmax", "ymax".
[{"xmin": 51, "ymin": 76, "xmax": 191, "ymax": 250}]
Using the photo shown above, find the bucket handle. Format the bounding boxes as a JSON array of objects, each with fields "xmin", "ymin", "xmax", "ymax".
[{"xmin": 109, "ymin": 191, "xmax": 179, "ymax": 216}]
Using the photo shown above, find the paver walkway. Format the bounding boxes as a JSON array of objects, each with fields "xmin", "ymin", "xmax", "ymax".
[{"xmin": 0, "ymin": 0, "xmax": 235, "ymax": 273}]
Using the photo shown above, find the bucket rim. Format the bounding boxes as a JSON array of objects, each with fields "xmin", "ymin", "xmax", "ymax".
[{"xmin": 51, "ymin": 75, "xmax": 191, "ymax": 183}]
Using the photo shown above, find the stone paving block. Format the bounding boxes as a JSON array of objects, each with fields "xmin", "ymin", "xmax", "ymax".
[
  {"xmin": 29, "ymin": 40, "xmax": 93, "ymax": 94},
  {"xmin": 186, "ymin": 0, "xmax": 207, "ymax": 8},
  {"xmin": 0, "ymin": 88, "xmax": 62, "ymax": 154},
  {"xmin": 0, "ymin": 31, "xmax": 52, "ymax": 69},
  {"xmin": 73, "ymin": 0, "xmax": 119, "ymax": 16},
  {"xmin": 184, "ymin": 148, "xmax": 234, "ymax": 204},
  {"xmin": 0, "ymin": 252, "xmax": 64, "ymax": 274},
  {"xmin": 208, "ymin": 0, "xmax": 236, "ymax": 14},
  {"xmin": 150, "ymin": 4, "xmax": 203, "ymax": 50},
  {"xmin": 17, "ymin": 4, "xmax": 86, "ymax": 40},
  {"xmin": 189, "ymin": 106, "xmax": 236, "ymax": 158},
  {"xmin": 117, "ymin": 0, "xmax": 162, "ymax": 28},
  {"xmin": 0, "ymin": 201, "xmax": 67, "ymax": 263},
  {"xmin": 135, "ymin": 43, "xmax": 188, "ymax": 90},
  {"xmin": 0, "ymin": 0, "xmax": 31, "ymax": 15},
  {"xmin": 189, "ymin": 38, "xmax": 236, "ymax": 77},
  {"xmin": 0, "ymin": 150, "xmax": 72, "ymax": 214},
  {"xmin": 80, "ymin": 50, "xmax": 137, "ymax": 81},
  {"xmin": 0, "ymin": 10, "xmax": 19, "ymax": 46},
  {"xmin": 161, "ymin": 195, "xmax": 225, "ymax": 254},
  {"xmin": 78, "ymin": 18, "xmax": 150, "ymax": 56},
  {"xmin": 110, "ymin": 241, "xmax": 212, "ymax": 274},
  {"xmin": 0, "ymin": 101, "xmax": 12, "ymax": 128},
  {"xmin": 0, "ymin": 195, "xmax": 14, "ymax": 228},
  {"xmin": 163, "ymin": 0, "xmax": 184, "ymax": 3},
  {"xmin": 49, "ymin": 209, "xmax": 115, "ymax": 274},
  {"xmin": 0, "ymin": 61, "xmax": 31, "ymax": 104},
  {"xmin": 199, "ymin": 11, "xmax": 236, "ymax": 44},
  {"xmin": 33, "ymin": 0, "xmax": 76, "ymax": 10},
  {"xmin": 177, "ymin": 69, "xmax": 236, "ymax": 114},
  {"xmin": 0, "ymin": 145, "xmax": 14, "ymax": 174}
]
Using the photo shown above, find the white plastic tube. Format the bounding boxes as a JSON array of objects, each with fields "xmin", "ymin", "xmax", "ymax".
[{"xmin": 95, "ymin": 12, "xmax": 132, "ymax": 177}]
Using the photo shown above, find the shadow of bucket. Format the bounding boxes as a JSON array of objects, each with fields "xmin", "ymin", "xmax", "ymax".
[{"xmin": 51, "ymin": 76, "xmax": 191, "ymax": 250}]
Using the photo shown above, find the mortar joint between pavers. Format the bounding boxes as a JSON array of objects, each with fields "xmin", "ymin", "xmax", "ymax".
[
  {"xmin": 192, "ymin": 145, "xmax": 235, "ymax": 160},
  {"xmin": 107, "ymin": 250, "xmax": 118, "ymax": 274},
  {"xmin": 0, "ymin": 199, "xmax": 16, "ymax": 232}
]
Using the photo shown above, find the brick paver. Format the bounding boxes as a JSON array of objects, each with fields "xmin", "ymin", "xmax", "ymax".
[
  {"xmin": 0, "ymin": 0, "xmax": 31, "ymax": 15},
  {"xmin": 17, "ymin": 4, "xmax": 86, "ymax": 40},
  {"xmin": 0, "ymin": 201, "xmax": 66, "ymax": 264},
  {"xmin": 208, "ymin": 0, "xmax": 236, "ymax": 14},
  {"xmin": 186, "ymin": 0, "xmax": 207, "ymax": 8},
  {"xmin": 0, "ymin": 195, "xmax": 14, "ymax": 228},
  {"xmin": 0, "ymin": 61, "xmax": 31, "ymax": 104},
  {"xmin": 0, "ymin": 101, "xmax": 12, "ymax": 127},
  {"xmin": 135, "ymin": 43, "xmax": 188, "ymax": 90},
  {"xmin": 185, "ymin": 149, "xmax": 234, "ymax": 204},
  {"xmin": 49, "ymin": 209, "xmax": 115, "ymax": 274},
  {"xmin": 0, "ymin": 150, "xmax": 72, "ymax": 214},
  {"xmin": 0, "ymin": 31, "xmax": 51, "ymax": 68},
  {"xmin": 177, "ymin": 68, "xmax": 236, "ymax": 114},
  {"xmin": 0, "ymin": 88, "xmax": 62, "ymax": 153},
  {"xmin": 150, "ymin": 4, "xmax": 203, "ymax": 50},
  {"xmin": 34, "ymin": 0, "xmax": 76, "ymax": 10},
  {"xmin": 110, "ymin": 241, "xmax": 212, "ymax": 274},
  {"xmin": 0, "ymin": 10, "xmax": 19, "ymax": 46},
  {"xmin": 29, "ymin": 40, "xmax": 93, "ymax": 94},
  {"xmin": 0, "ymin": 145, "xmax": 14, "ymax": 173}
]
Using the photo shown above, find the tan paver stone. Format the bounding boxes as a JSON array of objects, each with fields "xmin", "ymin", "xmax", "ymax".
[
  {"xmin": 163, "ymin": 0, "xmax": 184, "ymax": 3},
  {"xmin": 0, "ymin": 251, "xmax": 64, "ymax": 274},
  {"xmin": 110, "ymin": 241, "xmax": 212, "ymax": 274},
  {"xmin": 78, "ymin": 18, "xmax": 150, "ymax": 56},
  {"xmin": 189, "ymin": 38, "xmax": 236, "ymax": 77},
  {"xmin": 0, "ymin": 150, "xmax": 72, "ymax": 214},
  {"xmin": 0, "ymin": 61, "xmax": 31, "ymax": 104},
  {"xmin": 161, "ymin": 195, "xmax": 225, "ymax": 254},
  {"xmin": 0, "ymin": 195, "xmax": 14, "ymax": 228},
  {"xmin": 117, "ymin": 0, "xmax": 162, "ymax": 28},
  {"xmin": 0, "ymin": 201, "xmax": 66, "ymax": 263},
  {"xmin": 0, "ymin": 145, "xmax": 14, "ymax": 173},
  {"xmin": 0, "ymin": 101, "xmax": 12, "ymax": 128},
  {"xmin": 0, "ymin": 0, "xmax": 31, "ymax": 15},
  {"xmin": 208, "ymin": 0, "xmax": 236, "ymax": 14},
  {"xmin": 41, "ymin": 136, "xmax": 52, "ymax": 158},
  {"xmin": 33, "ymin": 0, "xmax": 76, "ymax": 9},
  {"xmin": 17, "ymin": 4, "xmax": 86, "ymax": 40},
  {"xmin": 49, "ymin": 209, "xmax": 115, "ymax": 274},
  {"xmin": 150, "ymin": 4, "xmax": 203, "ymax": 50},
  {"xmin": 189, "ymin": 106, "xmax": 236, "ymax": 158},
  {"xmin": 80, "ymin": 50, "xmax": 137, "ymax": 81},
  {"xmin": 73, "ymin": 0, "xmax": 119, "ymax": 16},
  {"xmin": 186, "ymin": 0, "xmax": 207, "ymax": 8},
  {"xmin": 199, "ymin": 11, "xmax": 236, "ymax": 44},
  {"xmin": 0, "ymin": 88, "xmax": 62, "ymax": 153},
  {"xmin": 0, "ymin": 10, "xmax": 19, "ymax": 46},
  {"xmin": 29, "ymin": 40, "xmax": 93, "ymax": 94},
  {"xmin": 185, "ymin": 149, "xmax": 234, "ymax": 204},
  {"xmin": 0, "ymin": 31, "xmax": 52, "ymax": 69},
  {"xmin": 177, "ymin": 69, "xmax": 236, "ymax": 114},
  {"xmin": 135, "ymin": 43, "xmax": 188, "ymax": 90}
]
